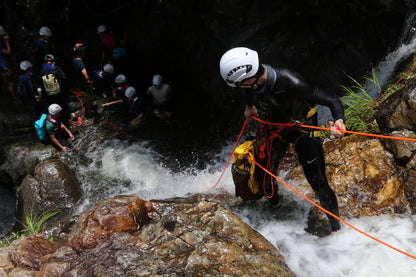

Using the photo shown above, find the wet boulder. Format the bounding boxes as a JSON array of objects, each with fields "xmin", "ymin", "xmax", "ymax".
[
  {"xmin": 285, "ymin": 135, "xmax": 410, "ymax": 219},
  {"xmin": 376, "ymin": 85, "xmax": 416, "ymax": 132},
  {"xmin": 0, "ymin": 235, "xmax": 61, "ymax": 277},
  {"xmin": 376, "ymin": 84, "xmax": 416, "ymax": 169},
  {"xmin": 0, "ymin": 109, "xmax": 37, "ymax": 136},
  {"xmin": 0, "ymin": 196, "xmax": 295, "ymax": 276},
  {"xmin": 17, "ymin": 159, "xmax": 82, "ymax": 224},
  {"xmin": 0, "ymin": 139, "xmax": 56, "ymax": 185},
  {"xmin": 63, "ymin": 196, "xmax": 294, "ymax": 276}
]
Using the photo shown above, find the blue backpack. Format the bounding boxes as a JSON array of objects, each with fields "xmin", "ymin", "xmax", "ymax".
[{"xmin": 34, "ymin": 114, "xmax": 48, "ymax": 141}]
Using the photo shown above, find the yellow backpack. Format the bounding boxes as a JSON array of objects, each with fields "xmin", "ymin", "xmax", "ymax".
[
  {"xmin": 231, "ymin": 140, "xmax": 261, "ymax": 200},
  {"xmin": 42, "ymin": 73, "xmax": 61, "ymax": 96}
]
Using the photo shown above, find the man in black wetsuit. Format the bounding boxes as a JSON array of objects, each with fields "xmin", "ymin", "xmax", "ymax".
[{"xmin": 219, "ymin": 47, "xmax": 346, "ymax": 232}]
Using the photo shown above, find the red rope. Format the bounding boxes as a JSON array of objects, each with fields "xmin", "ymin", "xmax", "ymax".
[
  {"xmin": 375, "ymin": 61, "xmax": 416, "ymax": 103},
  {"xmin": 210, "ymin": 117, "xmax": 249, "ymax": 189}
]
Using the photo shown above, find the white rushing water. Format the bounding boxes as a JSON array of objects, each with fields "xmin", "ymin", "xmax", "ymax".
[{"xmin": 64, "ymin": 130, "xmax": 416, "ymax": 277}]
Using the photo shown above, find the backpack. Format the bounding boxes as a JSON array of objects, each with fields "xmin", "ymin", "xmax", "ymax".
[
  {"xmin": 42, "ymin": 73, "xmax": 61, "ymax": 96},
  {"xmin": 112, "ymin": 46, "xmax": 127, "ymax": 59},
  {"xmin": 231, "ymin": 140, "xmax": 262, "ymax": 200},
  {"xmin": 34, "ymin": 114, "xmax": 48, "ymax": 141}
]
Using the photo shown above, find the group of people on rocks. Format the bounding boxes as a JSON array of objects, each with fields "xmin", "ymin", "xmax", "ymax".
[{"xmin": 0, "ymin": 24, "xmax": 173, "ymax": 151}]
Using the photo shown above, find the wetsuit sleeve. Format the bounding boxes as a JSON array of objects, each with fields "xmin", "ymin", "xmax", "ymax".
[
  {"xmin": 312, "ymin": 88, "xmax": 345, "ymax": 122},
  {"xmin": 279, "ymin": 69, "xmax": 345, "ymax": 122}
]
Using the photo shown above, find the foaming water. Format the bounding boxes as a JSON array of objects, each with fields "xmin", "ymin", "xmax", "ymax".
[
  {"xmin": 236, "ymin": 185, "xmax": 416, "ymax": 277},
  {"xmin": 65, "ymin": 128, "xmax": 237, "ymax": 212},
  {"xmin": 64, "ymin": 130, "xmax": 416, "ymax": 276}
]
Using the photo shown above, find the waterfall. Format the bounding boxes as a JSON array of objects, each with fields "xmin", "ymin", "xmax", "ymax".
[
  {"xmin": 365, "ymin": 10, "xmax": 416, "ymax": 99},
  {"xmin": 318, "ymin": 10, "xmax": 416, "ymax": 125}
]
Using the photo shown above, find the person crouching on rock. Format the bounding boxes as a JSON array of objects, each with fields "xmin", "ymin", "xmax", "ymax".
[
  {"xmin": 125, "ymin": 86, "xmax": 145, "ymax": 128},
  {"xmin": 45, "ymin": 103, "xmax": 75, "ymax": 151}
]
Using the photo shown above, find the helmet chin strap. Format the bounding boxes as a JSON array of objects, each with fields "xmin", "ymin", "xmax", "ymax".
[
  {"xmin": 251, "ymin": 76, "xmax": 261, "ymax": 90},
  {"xmin": 249, "ymin": 65, "xmax": 265, "ymax": 90}
]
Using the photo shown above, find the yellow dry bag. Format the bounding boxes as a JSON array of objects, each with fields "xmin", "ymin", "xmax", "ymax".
[{"xmin": 231, "ymin": 140, "xmax": 261, "ymax": 200}]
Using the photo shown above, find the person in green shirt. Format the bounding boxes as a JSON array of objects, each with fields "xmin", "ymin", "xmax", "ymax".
[{"xmin": 45, "ymin": 103, "xmax": 75, "ymax": 151}]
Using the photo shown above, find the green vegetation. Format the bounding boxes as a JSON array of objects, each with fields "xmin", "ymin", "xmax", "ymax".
[
  {"xmin": 340, "ymin": 71, "xmax": 380, "ymax": 133},
  {"xmin": 339, "ymin": 70, "xmax": 404, "ymax": 133},
  {"xmin": 0, "ymin": 210, "xmax": 59, "ymax": 248}
]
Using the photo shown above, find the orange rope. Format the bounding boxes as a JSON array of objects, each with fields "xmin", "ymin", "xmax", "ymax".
[
  {"xmin": 250, "ymin": 156, "xmax": 416, "ymax": 260},
  {"xmin": 253, "ymin": 116, "xmax": 416, "ymax": 142},
  {"xmin": 211, "ymin": 117, "xmax": 249, "ymax": 189},
  {"xmin": 68, "ymin": 89, "xmax": 91, "ymax": 127},
  {"xmin": 211, "ymin": 115, "xmax": 416, "ymax": 259}
]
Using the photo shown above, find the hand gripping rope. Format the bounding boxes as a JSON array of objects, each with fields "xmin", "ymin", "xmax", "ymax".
[{"xmin": 211, "ymin": 116, "xmax": 416, "ymax": 260}]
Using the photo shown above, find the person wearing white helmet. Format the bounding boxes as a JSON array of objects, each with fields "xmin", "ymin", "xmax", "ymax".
[
  {"xmin": 44, "ymin": 103, "xmax": 75, "ymax": 152},
  {"xmin": 102, "ymin": 74, "xmax": 130, "ymax": 107},
  {"xmin": 114, "ymin": 74, "xmax": 129, "ymax": 98},
  {"xmin": 102, "ymin": 86, "xmax": 144, "ymax": 128},
  {"xmin": 0, "ymin": 25, "xmax": 17, "ymax": 102},
  {"xmin": 125, "ymin": 86, "xmax": 145, "ymax": 127},
  {"xmin": 40, "ymin": 53, "xmax": 67, "ymax": 88},
  {"xmin": 91, "ymin": 63, "xmax": 115, "ymax": 98},
  {"xmin": 97, "ymin": 24, "xmax": 117, "ymax": 67},
  {"xmin": 40, "ymin": 53, "xmax": 67, "ymax": 112},
  {"xmin": 146, "ymin": 74, "xmax": 172, "ymax": 120},
  {"xmin": 220, "ymin": 47, "xmax": 346, "ymax": 232},
  {"xmin": 17, "ymin": 60, "xmax": 43, "ymax": 114},
  {"xmin": 27, "ymin": 26, "xmax": 53, "ymax": 70},
  {"xmin": 39, "ymin": 26, "xmax": 53, "ymax": 37}
]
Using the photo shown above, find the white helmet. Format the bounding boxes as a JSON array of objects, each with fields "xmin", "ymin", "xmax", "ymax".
[
  {"xmin": 48, "ymin": 104, "xmax": 62, "ymax": 115},
  {"xmin": 125, "ymin": 86, "xmax": 136, "ymax": 97},
  {"xmin": 97, "ymin": 24, "xmax": 107, "ymax": 34},
  {"xmin": 103, "ymin": 64, "xmax": 114, "ymax": 74},
  {"xmin": 39, "ymin": 26, "xmax": 52, "ymax": 37},
  {"xmin": 152, "ymin": 74, "xmax": 162, "ymax": 85},
  {"xmin": 219, "ymin": 47, "xmax": 259, "ymax": 87},
  {"xmin": 45, "ymin": 54, "xmax": 55, "ymax": 61},
  {"xmin": 0, "ymin": 25, "xmax": 6, "ymax": 35},
  {"xmin": 20, "ymin": 61, "xmax": 33, "ymax": 71},
  {"xmin": 115, "ymin": 74, "xmax": 127, "ymax": 84}
]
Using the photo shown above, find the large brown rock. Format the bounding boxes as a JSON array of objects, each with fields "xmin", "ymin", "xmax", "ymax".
[
  {"xmin": 0, "ymin": 196, "xmax": 295, "ymax": 277},
  {"xmin": 286, "ymin": 135, "xmax": 410, "ymax": 219}
]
